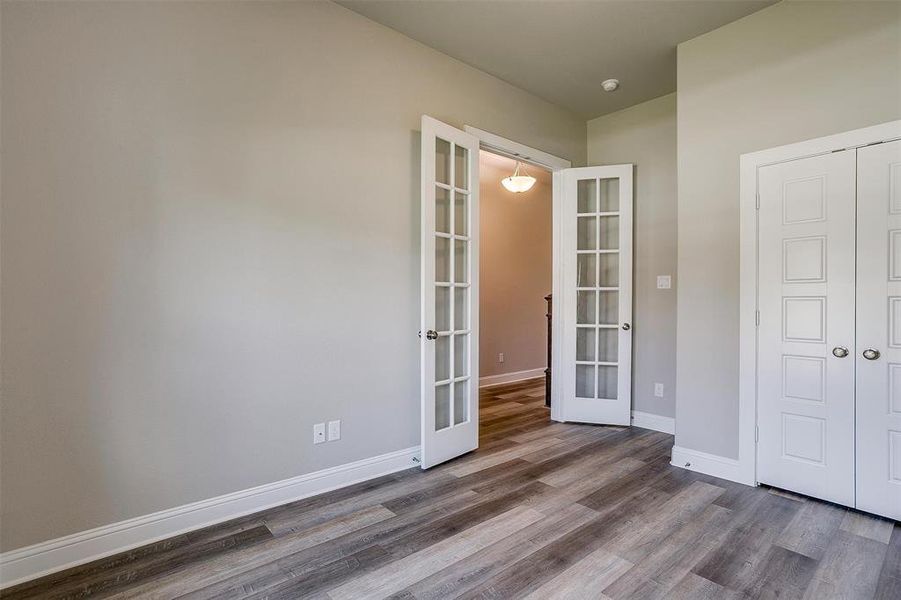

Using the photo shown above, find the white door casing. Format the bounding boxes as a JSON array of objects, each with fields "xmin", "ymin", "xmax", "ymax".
[
  {"xmin": 856, "ymin": 139, "xmax": 901, "ymax": 520},
  {"xmin": 558, "ymin": 165, "xmax": 633, "ymax": 425},
  {"xmin": 420, "ymin": 116, "xmax": 480, "ymax": 469},
  {"xmin": 757, "ymin": 150, "xmax": 857, "ymax": 506}
]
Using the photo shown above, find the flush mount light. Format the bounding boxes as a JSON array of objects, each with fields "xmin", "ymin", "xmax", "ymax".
[
  {"xmin": 501, "ymin": 161, "xmax": 537, "ymax": 193},
  {"xmin": 601, "ymin": 78, "xmax": 620, "ymax": 92}
]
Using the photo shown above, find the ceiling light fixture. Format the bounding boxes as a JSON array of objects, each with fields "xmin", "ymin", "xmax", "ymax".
[
  {"xmin": 501, "ymin": 161, "xmax": 537, "ymax": 193},
  {"xmin": 601, "ymin": 78, "xmax": 620, "ymax": 92}
]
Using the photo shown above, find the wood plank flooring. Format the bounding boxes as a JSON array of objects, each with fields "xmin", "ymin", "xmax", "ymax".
[{"xmin": 3, "ymin": 377, "xmax": 899, "ymax": 599}]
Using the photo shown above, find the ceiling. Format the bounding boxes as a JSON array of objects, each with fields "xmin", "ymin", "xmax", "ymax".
[{"xmin": 338, "ymin": 0, "xmax": 775, "ymax": 119}]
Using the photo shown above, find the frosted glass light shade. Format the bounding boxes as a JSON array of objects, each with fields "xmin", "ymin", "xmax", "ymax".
[{"xmin": 501, "ymin": 175, "xmax": 537, "ymax": 193}]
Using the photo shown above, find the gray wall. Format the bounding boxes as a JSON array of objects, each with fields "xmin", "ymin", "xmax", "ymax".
[
  {"xmin": 0, "ymin": 0, "xmax": 585, "ymax": 551},
  {"xmin": 587, "ymin": 94, "xmax": 677, "ymax": 418},
  {"xmin": 676, "ymin": 0, "xmax": 901, "ymax": 458}
]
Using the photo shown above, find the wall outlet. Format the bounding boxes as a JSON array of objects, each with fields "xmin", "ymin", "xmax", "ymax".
[
  {"xmin": 313, "ymin": 423, "xmax": 326, "ymax": 444},
  {"xmin": 498, "ymin": 352, "xmax": 505, "ymax": 363},
  {"xmin": 327, "ymin": 420, "xmax": 341, "ymax": 441},
  {"xmin": 654, "ymin": 383, "xmax": 665, "ymax": 398},
  {"xmin": 657, "ymin": 275, "xmax": 672, "ymax": 289}
]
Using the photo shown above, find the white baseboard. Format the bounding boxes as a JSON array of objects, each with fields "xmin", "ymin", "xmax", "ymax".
[
  {"xmin": 630, "ymin": 410, "xmax": 675, "ymax": 434},
  {"xmin": 479, "ymin": 368, "xmax": 546, "ymax": 388},
  {"xmin": 0, "ymin": 446, "xmax": 421, "ymax": 589},
  {"xmin": 670, "ymin": 445, "xmax": 754, "ymax": 486}
]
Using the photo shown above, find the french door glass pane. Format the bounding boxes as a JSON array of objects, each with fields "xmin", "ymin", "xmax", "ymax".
[
  {"xmin": 454, "ymin": 145, "xmax": 468, "ymax": 190},
  {"xmin": 598, "ymin": 253, "xmax": 619, "ymax": 287},
  {"xmin": 436, "ymin": 236, "xmax": 450, "ymax": 283},
  {"xmin": 577, "ymin": 254, "xmax": 596, "ymax": 287},
  {"xmin": 597, "ymin": 366, "xmax": 618, "ymax": 399},
  {"xmin": 435, "ymin": 384, "xmax": 450, "ymax": 430},
  {"xmin": 599, "ymin": 178, "xmax": 620, "ymax": 212},
  {"xmin": 598, "ymin": 329, "xmax": 618, "ymax": 362},
  {"xmin": 436, "ymin": 138, "xmax": 451, "ymax": 185},
  {"xmin": 573, "ymin": 174, "xmax": 622, "ymax": 405},
  {"xmin": 577, "ymin": 291, "xmax": 596, "ymax": 324},
  {"xmin": 453, "ymin": 382, "xmax": 468, "ymax": 425},
  {"xmin": 576, "ymin": 364, "xmax": 596, "ymax": 398},
  {"xmin": 454, "ymin": 241, "xmax": 467, "ymax": 283},
  {"xmin": 435, "ymin": 336, "xmax": 450, "ymax": 381},
  {"xmin": 578, "ymin": 179, "xmax": 598, "ymax": 213},
  {"xmin": 576, "ymin": 327, "xmax": 596, "ymax": 362},
  {"xmin": 599, "ymin": 216, "xmax": 619, "ymax": 250},
  {"xmin": 454, "ymin": 334, "xmax": 468, "ymax": 377},
  {"xmin": 455, "ymin": 192, "xmax": 468, "ymax": 236},
  {"xmin": 436, "ymin": 187, "xmax": 451, "ymax": 234},
  {"xmin": 436, "ymin": 286, "xmax": 450, "ymax": 332},
  {"xmin": 454, "ymin": 287, "xmax": 468, "ymax": 330},
  {"xmin": 578, "ymin": 217, "xmax": 597, "ymax": 250},
  {"xmin": 599, "ymin": 291, "xmax": 618, "ymax": 324}
]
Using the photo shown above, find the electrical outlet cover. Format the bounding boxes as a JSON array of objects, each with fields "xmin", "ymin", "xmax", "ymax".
[{"xmin": 313, "ymin": 423, "xmax": 326, "ymax": 444}]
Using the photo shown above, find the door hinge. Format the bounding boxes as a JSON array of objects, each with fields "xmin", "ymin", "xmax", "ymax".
[
  {"xmin": 755, "ymin": 192, "xmax": 760, "ymax": 210},
  {"xmin": 755, "ymin": 426, "xmax": 759, "ymax": 443},
  {"xmin": 755, "ymin": 311, "xmax": 760, "ymax": 327}
]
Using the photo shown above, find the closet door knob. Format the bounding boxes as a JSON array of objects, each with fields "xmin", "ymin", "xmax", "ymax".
[
  {"xmin": 622, "ymin": 323, "xmax": 631, "ymax": 331},
  {"xmin": 832, "ymin": 346, "xmax": 849, "ymax": 358},
  {"xmin": 425, "ymin": 330, "xmax": 439, "ymax": 341},
  {"xmin": 862, "ymin": 348, "xmax": 881, "ymax": 361}
]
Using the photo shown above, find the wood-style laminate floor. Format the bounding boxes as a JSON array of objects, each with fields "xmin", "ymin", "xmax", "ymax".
[{"xmin": 4, "ymin": 377, "xmax": 899, "ymax": 599}]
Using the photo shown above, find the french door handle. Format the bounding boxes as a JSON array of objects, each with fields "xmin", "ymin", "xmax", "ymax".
[
  {"xmin": 622, "ymin": 323, "xmax": 631, "ymax": 331},
  {"xmin": 832, "ymin": 346, "xmax": 849, "ymax": 358},
  {"xmin": 425, "ymin": 330, "xmax": 439, "ymax": 341},
  {"xmin": 862, "ymin": 348, "xmax": 881, "ymax": 361}
]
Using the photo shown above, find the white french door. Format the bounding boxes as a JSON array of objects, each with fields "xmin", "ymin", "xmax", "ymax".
[
  {"xmin": 757, "ymin": 151, "xmax": 857, "ymax": 507},
  {"xmin": 856, "ymin": 139, "xmax": 901, "ymax": 520},
  {"xmin": 558, "ymin": 165, "xmax": 633, "ymax": 425},
  {"xmin": 419, "ymin": 116, "xmax": 480, "ymax": 469}
]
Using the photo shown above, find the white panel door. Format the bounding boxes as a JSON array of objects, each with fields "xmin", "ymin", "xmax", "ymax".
[
  {"xmin": 757, "ymin": 150, "xmax": 856, "ymax": 506},
  {"xmin": 420, "ymin": 116, "xmax": 480, "ymax": 469},
  {"xmin": 856, "ymin": 139, "xmax": 901, "ymax": 520},
  {"xmin": 559, "ymin": 165, "xmax": 633, "ymax": 425}
]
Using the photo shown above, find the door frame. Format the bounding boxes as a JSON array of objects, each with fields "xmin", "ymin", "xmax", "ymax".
[
  {"xmin": 462, "ymin": 126, "xmax": 571, "ymax": 422},
  {"xmin": 737, "ymin": 119, "xmax": 901, "ymax": 488}
]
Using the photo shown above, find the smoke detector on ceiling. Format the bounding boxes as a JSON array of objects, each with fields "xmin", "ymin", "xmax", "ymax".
[{"xmin": 601, "ymin": 79, "xmax": 620, "ymax": 92}]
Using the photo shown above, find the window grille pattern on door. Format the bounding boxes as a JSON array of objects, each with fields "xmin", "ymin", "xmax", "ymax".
[
  {"xmin": 433, "ymin": 137, "xmax": 472, "ymax": 431},
  {"xmin": 575, "ymin": 178, "xmax": 621, "ymax": 400}
]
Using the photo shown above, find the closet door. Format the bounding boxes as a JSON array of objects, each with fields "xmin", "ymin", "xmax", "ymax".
[
  {"xmin": 856, "ymin": 139, "xmax": 901, "ymax": 520},
  {"xmin": 757, "ymin": 150, "xmax": 856, "ymax": 506}
]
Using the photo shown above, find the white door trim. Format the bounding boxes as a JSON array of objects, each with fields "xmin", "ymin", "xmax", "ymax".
[
  {"xmin": 737, "ymin": 120, "xmax": 901, "ymax": 488},
  {"xmin": 463, "ymin": 126, "xmax": 571, "ymax": 422}
]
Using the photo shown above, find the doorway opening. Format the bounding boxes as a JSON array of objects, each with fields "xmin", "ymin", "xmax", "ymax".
[{"xmin": 477, "ymin": 150, "xmax": 553, "ymax": 441}]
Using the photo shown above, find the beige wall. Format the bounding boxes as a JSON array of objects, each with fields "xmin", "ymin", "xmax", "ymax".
[
  {"xmin": 0, "ymin": 0, "xmax": 585, "ymax": 551},
  {"xmin": 676, "ymin": 0, "xmax": 901, "ymax": 458},
  {"xmin": 478, "ymin": 152, "xmax": 552, "ymax": 379},
  {"xmin": 587, "ymin": 93, "xmax": 677, "ymax": 418}
]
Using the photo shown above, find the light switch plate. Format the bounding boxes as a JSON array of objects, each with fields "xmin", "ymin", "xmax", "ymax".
[
  {"xmin": 657, "ymin": 275, "xmax": 672, "ymax": 289},
  {"xmin": 327, "ymin": 420, "xmax": 341, "ymax": 441},
  {"xmin": 654, "ymin": 383, "xmax": 665, "ymax": 398},
  {"xmin": 313, "ymin": 423, "xmax": 326, "ymax": 444}
]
